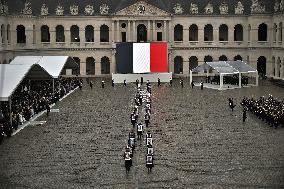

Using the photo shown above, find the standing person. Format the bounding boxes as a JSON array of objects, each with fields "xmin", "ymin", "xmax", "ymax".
[
  {"xmin": 191, "ymin": 81, "xmax": 194, "ymax": 89},
  {"xmin": 101, "ymin": 80, "xmax": 105, "ymax": 88},
  {"xmin": 79, "ymin": 81, "xmax": 82, "ymax": 90},
  {"xmin": 141, "ymin": 77, "xmax": 143, "ymax": 85},
  {"xmin": 145, "ymin": 113, "xmax": 150, "ymax": 127},
  {"xmin": 243, "ymin": 109, "xmax": 247, "ymax": 122},
  {"xmin": 158, "ymin": 78, "xmax": 161, "ymax": 87},
  {"xmin": 200, "ymin": 80, "xmax": 203, "ymax": 90},
  {"xmin": 180, "ymin": 79, "xmax": 184, "ymax": 88},
  {"xmin": 169, "ymin": 79, "xmax": 172, "ymax": 87},
  {"xmin": 112, "ymin": 79, "xmax": 114, "ymax": 87},
  {"xmin": 136, "ymin": 79, "xmax": 139, "ymax": 87},
  {"xmin": 46, "ymin": 104, "xmax": 50, "ymax": 117},
  {"xmin": 90, "ymin": 81, "xmax": 93, "ymax": 90},
  {"xmin": 137, "ymin": 123, "xmax": 143, "ymax": 139},
  {"xmin": 146, "ymin": 154, "xmax": 154, "ymax": 173},
  {"xmin": 124, "ymin": 79, "xmax": 127, "ymax": 86}
]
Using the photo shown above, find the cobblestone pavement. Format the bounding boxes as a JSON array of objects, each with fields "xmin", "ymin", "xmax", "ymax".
[{"xmin": 0, "ymin": 79, "xmax": 284, "ymax": 189}]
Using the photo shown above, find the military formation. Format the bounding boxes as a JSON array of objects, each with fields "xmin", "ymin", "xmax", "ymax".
[
  {"xmin": 241, "ymin": 95, "xmax": 284, "ymax": 128},
  {"xmin": 123, "ymin": 79, "xmax": 154, "ymax": 174}
]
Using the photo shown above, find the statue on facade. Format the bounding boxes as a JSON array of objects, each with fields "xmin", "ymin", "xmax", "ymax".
[
  {"xmin": 204, "ymin": 3, "xmax": 213, "ymax": 14},
  {"xmin": 70, "ymin": 5, "xmax": 79, "ymax": 15},
  {"xmin": 173, "ymin": 3, "xmax": 183, "ymax": 14},
  {"xmin": 22, "ymin": 1, "xmax": 32, "ymax": 15},
  {"xmin": 190, "ymin": 3, "xmax": 198, "ymax": 14},
  {"xmin": 41, "ymin": 4, "xmax": 49, "ymax": 16},
  {"xmin": 251, "ymin": 0, "xmax": 265, "ymax": 13},
  {"xmin": 100, "ymin": 4, "xmax": 109, "ymax": 15},
  {"xmin": 55, "ymin": 4, "xmax": 64, "ymax": 16},
  {"xmin": 219, "ymin": 2, "xmax": 228, "ymax": 14},
  {"xmin": 0, "ymin": 1, "xmax": 7, "ymax": 15},
  {"xmin": 280, "ymin": 0, "xmax": 284, "ymax": 11},
  {"xmin": 274, "ymin": 0, "xmax": 279, "ymax": 12},
  {"xmin": 235, "ymin": 1, "xmax": 244, "ymax": 14},
  {"xmin": 85, "ymin": 5, "xmax": 94, "ymax": 15}
]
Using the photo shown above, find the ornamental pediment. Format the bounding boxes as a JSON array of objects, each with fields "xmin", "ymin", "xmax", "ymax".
[{"xmin": 114, "ymin": 1, "xmax": 169, "ymax": 16}]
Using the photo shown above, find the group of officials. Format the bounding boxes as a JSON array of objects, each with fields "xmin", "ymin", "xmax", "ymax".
[
  {"xmin": 124, "ymin": 78, "xmax": 154, "ymax": 173},
  {"xmin": 0, "ymin": 78, "xmax": 81, "ymax": 144},
  {"xmin": 241, "ymin": 95, "xmax": 284, "ymax": 128}
]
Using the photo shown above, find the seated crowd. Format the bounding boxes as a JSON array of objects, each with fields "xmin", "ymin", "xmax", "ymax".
[
  {"xmin": 241, "ymin": 95, "xmax": 284, "ymax": 128},
  {"xmin": 0, "ymin": 78, "xmax": 80, "ymax": 139}
]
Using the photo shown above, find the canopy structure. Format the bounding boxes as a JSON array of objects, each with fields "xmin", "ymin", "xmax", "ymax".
[
  {"xmin": 10, "ymin": 56, "xmax": 78, "ymax": 78},
  {"xmin": 0, "ymin": 64, "xmax": 52, "ymax": 101},
  {"xmin": 190, "ymin": 61, "xmax": 258, "ymax": 90}
]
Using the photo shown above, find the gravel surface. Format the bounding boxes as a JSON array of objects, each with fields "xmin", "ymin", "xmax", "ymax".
[{"xmin": 0, "ymin": 79, "xmax": 283, "ymax": 189}]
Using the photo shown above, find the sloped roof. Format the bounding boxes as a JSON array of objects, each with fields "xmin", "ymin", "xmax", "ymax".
[
  {"xmin": 10, "ymin": 56, "xmax": 78, "ymax": 78},
  {"xmin": 192, "ymin": 61, "xmax": 257, "ymax": 74},
  {"xmin": 4, "ymin": 0, "xmax": 277, "ymax": 16}
]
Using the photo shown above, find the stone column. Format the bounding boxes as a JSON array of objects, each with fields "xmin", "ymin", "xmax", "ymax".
[
  {"xmin": 168, "ymin": 21, "xmax": 173, "ymax": 42},
  {"xmin": 251, "ymin": 26, "xmax": 258, "ymax": 45},
  {"xmin": 11, "ymin": 26, "xmax": 17, "ymax": 48},
  {"xmin": 147, "ymin": 20, "xmax": 151, "ymax": 41},
  {"xmin": 128, "ymin": 20, "xmax": 131, "ymax": 42},
  {"xmin": 26, "ymin": 26, "xmax": 33, "ymax": 48},
  {"xmin": 152, "ymin": 20, "xmax": 156, "ymax": 41},
  {"xmin": 116, "ymin": 20, "xmax": 120, "ymax": 42},
  {"xmin": 133, "ymin": 21, "xmax": 136, "ymax": 42},
  {"xmin": 164, "ymin": 20, "xmax": 167, "ymax": 41},
  {"xmin": 95, "ymin": 62, "xmax": 101, "ymax": 75},
  {"xmin": 112, "ymin": 21, "xmax": 115, "ymax": 43},
  {"xmin": 169, "ymin": 50, "xmax": 174, "ymax": 73}
]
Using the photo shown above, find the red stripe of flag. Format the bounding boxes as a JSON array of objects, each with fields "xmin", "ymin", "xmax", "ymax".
[{"xmin": 150, "ymin": 43, "xmax": 168, "ymax": 73}]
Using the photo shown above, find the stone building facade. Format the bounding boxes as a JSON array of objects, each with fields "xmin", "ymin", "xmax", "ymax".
[{"xmin": 0, "ymin": 0, "xmax": 283, "ymax": 79}]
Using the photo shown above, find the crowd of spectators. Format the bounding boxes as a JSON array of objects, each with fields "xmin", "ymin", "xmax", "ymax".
[
  {"xmin": 0, "ymin": 78, "xmax": 80, "ymax": 140},
  {"xmin": 241, "ymin": 95, "xmax": 284, "ymax": 128}
]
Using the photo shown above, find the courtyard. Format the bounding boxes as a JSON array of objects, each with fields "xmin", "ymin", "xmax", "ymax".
[{"xmin": 0, "ymin": 79, "xmax": 283, "ymax": 188}]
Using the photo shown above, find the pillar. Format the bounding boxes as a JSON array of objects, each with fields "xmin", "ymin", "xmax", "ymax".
[
  {"xmin": 152, "ymin": 20, "xmax": 156, "ymax": 41},
  {"xmin": 26, "ymin": 26, "xmax": 33, "ymax": 47},
  {"xmin": 65, "ymin": 27, "xmax": 71, "ymax": 45},
  {"xmin": 190, "ymin": 70, "xmax": 193, "ymax": 85},
  {"xmin": 112, "ymin": 21, "xmax": 115, "ymax": 42},
  {"xmin": 256, "ymin": 71, "xmax": 259, "ymax": 86},
  {"xmin": 220, "ymin": 74, "xmax": 224, "ymax": 89},
  {"xmin": 94, "ymin": 25, "xmax": 100, "ymax": 43},
  {"xmin": 1, "ymin": 25, "xmax": 6, "ymax": 46},
  {"xmin": 147, "ymin": 20, "xmax": 151, "ymax": 41},
  {"xmin": 168, "ymin": 21, "xmax": 173, "ymax": 42},
  {"xmin": 133, "ymin": 21, "xmax": 136, "ymax": 42},
  {"xmin": 239, "ymin": 73, "xmax": 242, "ymax": 88},
  {"xmin": 198, "ymin": 25, "xmax": 204, "ymax": 43},
  {"xmin": 213, "ymin": 26, "xmax": 218, "ymax": 43},
  {"xmin": 164, "ymin": 20, "xmax": 167, "ymax": 41},
  {"xmin": 116, "ymin": 20, "xmax": 120, "ymax": 42},
  {"xmin": 50, "ymin": 29, "xmax": 56, "ymax": 47},
  {"xmin": 228, "ymin": 25, "xmax": 234, "ymax": 45},
  {"xmin": 128, "ymin": 20, "xmax": 131, "ymax": 42}
]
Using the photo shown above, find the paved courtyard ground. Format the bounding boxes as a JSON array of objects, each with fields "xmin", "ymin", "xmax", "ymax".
[{"xmin": 0, "ymin": 79, "xmax": 283, "ymax": 189}]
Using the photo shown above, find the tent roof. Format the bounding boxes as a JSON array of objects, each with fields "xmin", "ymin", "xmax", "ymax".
[
  {"xmin": 11, "ymin": 56, "xmax": 78, "ymax": 78},
  {"xmin": 0, "ymin": 64, "xmax": 52, "ymax": 101},
  {"xmin": 192, "ymin": 61, "xmax": 257, "ymax": 74}
]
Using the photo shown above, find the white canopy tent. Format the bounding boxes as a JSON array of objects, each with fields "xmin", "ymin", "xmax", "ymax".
[
  {"xmin": 0, "ymin": 64, "xmax": 52, "ymax": 101},
  {"xmin": 190, "ymin": 61, "xmax": 258, "ymax": 90},
  {"xmin": 10, "ymin": 56, "xmax": 78, "ymax": 78}
]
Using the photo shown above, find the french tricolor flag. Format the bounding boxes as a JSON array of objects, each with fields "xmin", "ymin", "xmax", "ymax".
[{"xmin": 116, "ymin": 42, "xmax": 168, "ymax": 74}]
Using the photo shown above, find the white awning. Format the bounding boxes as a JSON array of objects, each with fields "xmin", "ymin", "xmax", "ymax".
[
  {"xmin": 0, "ymin": 64, "xmax": 52, "ymax": 101},
  {"xmin": 11, "ymin": 56, "xmax": 78, "ymax": 78}
]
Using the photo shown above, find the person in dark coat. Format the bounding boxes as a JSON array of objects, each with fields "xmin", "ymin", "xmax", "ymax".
[
  {"xmin": 191, "ymin": 81, "xmax": 194, "ymax": 89},
  {"xmin": 158, "ymin": 78, "xmax": 161, "ymax": 87},
  {"xmin": 169, "ymin": 79, "xmax": 172, "ymax": 87},
  {"xmin": 124, "ymin": 79, "xmax": 127, "ymax": 86},
  {"xmin": 101, "ymin": 80, "xmax": 105, "ymax": 88},
  {"xmin": 243, "ymin": 109, "xmax": 247, "ymax": 122},
  {"xmin": 90, "ymin": 81, "xmax": 93, "ymax": 90},
  {"xmin": 141, "ymin": 77, "xmax": 143, "ymax": 85},
  {"xmin": 201, "ymin": 80, "xmax": 203, "ymax": 90},
  {"xmin": 112, "ymin": 79, "xmax": 114, "ymax": 87},
  {"xmin": 180, "ymin": 79, "xmax": 184, "ymax": 88}
]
